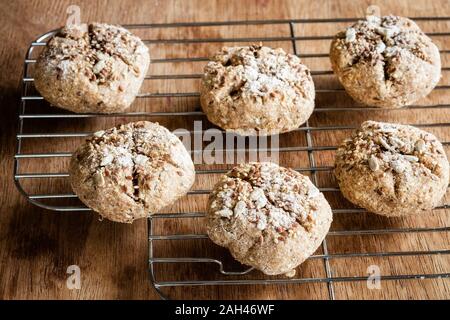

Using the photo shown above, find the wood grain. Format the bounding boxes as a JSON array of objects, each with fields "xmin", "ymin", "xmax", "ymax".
[{"xmin": 0, "ymin": 0, "xmax": 449, "ymax": 300}]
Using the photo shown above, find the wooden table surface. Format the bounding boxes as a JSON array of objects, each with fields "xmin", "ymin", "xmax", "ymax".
[{"xmin": 1, "ymin": 0, "xmax": 449, "ymax": 300}]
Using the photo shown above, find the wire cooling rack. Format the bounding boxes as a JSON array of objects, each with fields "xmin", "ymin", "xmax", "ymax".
[{"xmin": 15, "ymin": 17, "xmax": 450, "ymax": 300}]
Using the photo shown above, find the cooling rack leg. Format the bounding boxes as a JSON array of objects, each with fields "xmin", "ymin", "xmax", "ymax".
[{"xmin": 148, "ymin": 217, "xmax": 168, "ymax": 300}]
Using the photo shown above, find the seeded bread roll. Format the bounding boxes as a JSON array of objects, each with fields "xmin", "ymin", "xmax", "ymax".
[
  {"xmin": 335, "ymin": 121, "xmax": 449, "ymax": 217},
  {"xmin": 207, "ymin": 162, "xmax": 333, "ymax": 276},
  {"xmin": 34, "ymin": 23, "xmax": 150, "ymax": 113},
  {"xmin": 330, "ymin": 15, "xmax": 441, "ymax": 108},
  {"xmin": 200, "ymin": 45, "xmax": 315, "ymax": 136},
  {"xmin": 69, "ymin": 121, "xmax": 195, "ymax": 223}
]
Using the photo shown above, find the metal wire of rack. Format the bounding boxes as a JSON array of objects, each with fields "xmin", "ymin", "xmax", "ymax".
[{"xmin": 14, "ymin": 17, "xmax": 450, "ymax": 300}]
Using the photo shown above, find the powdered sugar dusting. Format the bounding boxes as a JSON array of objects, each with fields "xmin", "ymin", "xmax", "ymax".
[
  {"xmin": 267, "ymin": 207, "xmax": 295, "ymax": 229},
  {"xmin": 93, "ymin": 122, "xmax": 191, "ymax": 179},
  {"xmin": 239, "ymin": 48, "xmax": 302, "ymax": 97},
  {"xmin": 336, "ymin": 121, "xmax": 444, "ymax": 179},
  {"xmin": 211, "ymin": 162, "xmax": 323, "ymax": 234},
  {"xmin": 56, "ymin": 59, "xmax": 72, "ymax": 78},
  {"xmin": 134, "ymin": 154, "xmax": 149, "ymax": 166},
  {"xmin": 336, "ymin": 15, "xmax": 435, "ymax": 67},
  {"xmin": 246, "ymin": 73, "xmax": 286, "ymax": 96},
  {"xmin": 208, "ymin": 45, "xmax": 311, "ymax": 100}
]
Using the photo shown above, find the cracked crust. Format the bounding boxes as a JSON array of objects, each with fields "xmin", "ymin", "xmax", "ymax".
[
  {"xmin": 34, "ymin": 23, "xmax": 150, "ymax": 113},
  {"xmin": 207, "ymin": 162, "xmax": 333, "ymax": 275},
  {"xmin": 200, "ymin": 45, "xmax": 315, "ymax": 136},
  {"xmin": 69, "ymin": 121, "xmax": 195, "ymax": 223},
  {"xmin": 335, "ymin": 121, "xmax": 449, "ymax": 217},
  {"xmin": 330, "ymin": 15, "xmax": 441, "ymax": 108}
]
